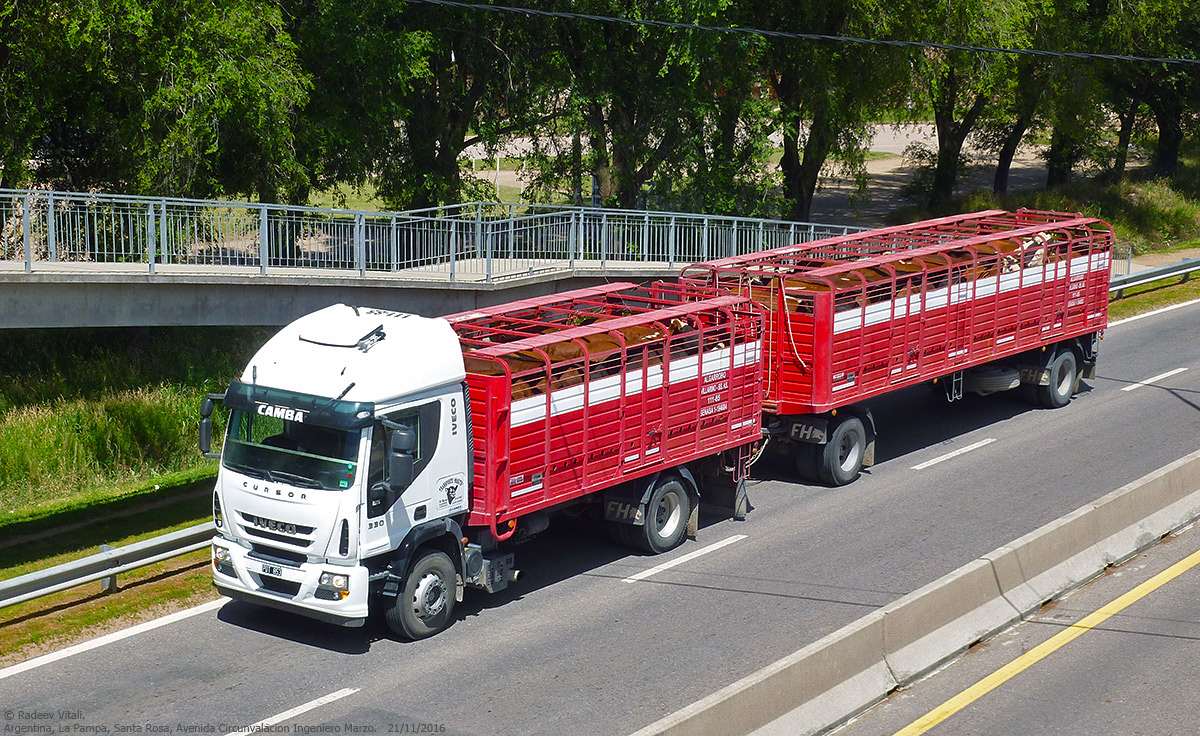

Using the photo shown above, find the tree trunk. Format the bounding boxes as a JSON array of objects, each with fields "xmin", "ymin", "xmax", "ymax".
[
  {"xmin": 1045, "ymin": 125, "xmax": 1074, "ymax": 188},
  {"xmin": 992, "ymin": 117, "xmax": 1030, "ymax": 196},
  {"xmin": 1112, "ymin": 94, "xmax": 1139, "ymax": 179},
  {"xmin": 1148, "ymin": 93, "xmax": 1183, "ymax": 177},
  {"xmin": 927, "ymin": 68, "xmax": 988, "ymax": 209}
]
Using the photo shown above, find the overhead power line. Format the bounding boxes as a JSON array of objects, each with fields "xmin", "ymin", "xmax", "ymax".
[{"xmin": 400, "ymin": 0, "xmax": 1200, "ymax": 66}]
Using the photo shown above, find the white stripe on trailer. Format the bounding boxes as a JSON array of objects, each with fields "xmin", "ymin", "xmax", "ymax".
[
  {"xmin": 509, "ymin": 342, "xmax": 761, "ymax": 427},
  {"xmin": 833, "ymin": 254, "xmax": 1105, "ymax": 334}
]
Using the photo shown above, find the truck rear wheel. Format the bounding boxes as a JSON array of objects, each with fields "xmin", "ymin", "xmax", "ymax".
[
  {"xmin": 386, "ymin": 549, "xmax": 457, "ymax": 640},
  {"xmin": 1034, "ymin": 350, "xmax": 1078, "ymax": 409},
  {"xmin": 818, "ymin": 416, "xmax": 866, "ymax": 486},
  {"xmin": 613, "ymin": 477, "xmax": 691, "ymax": 554}
]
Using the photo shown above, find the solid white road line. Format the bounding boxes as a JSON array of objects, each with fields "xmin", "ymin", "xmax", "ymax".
[
  {"xmin": 250, "ymin": 687, "xmax": 360, "ymax": 728},
  {"xmin": 622, "ymin": 535, "xmax": 748, "ymax": 584},
  {"xmin": 0, "ymin": 598, "xmax": 225, "ymax": 681},
  {"xmin": 911, "ymin": 438, "xmax": 997, "ymax": 471},
  {"xmin": 1121, "ymin": 366, "xmax": 1188, "ymax": 392},
  {"xmin": 1108, "ymin": 296, "xmax": 1200, "ymax": 327}
]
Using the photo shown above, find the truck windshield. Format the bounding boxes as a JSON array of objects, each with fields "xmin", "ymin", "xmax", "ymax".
[{"xmin": 223, "ymin": 409, "xmax": 361, "ymax": 491}]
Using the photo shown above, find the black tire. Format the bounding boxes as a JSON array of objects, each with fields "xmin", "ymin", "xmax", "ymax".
[
  {"xmin": 818, "ymin": 416, "xmax": 867, "ymax": 486},
  {"xmin": 1034, "ymin": 350, "xmax": 1078, "ymax": 409},
  {"xmin": 386, "ymin": 549, "xmax": 457, "ymax": 640},
  {"xmin": 793, "ymin": 440, "xmax": 821, "ymax": 483},
  {"xmin": 634, "ymin": 477, "xmax": 691, "ymax": 554}
]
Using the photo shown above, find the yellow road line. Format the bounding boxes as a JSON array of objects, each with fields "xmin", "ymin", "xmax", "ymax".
[{"xmin": 893, "ymin": 544, "xmax": 1200, "ymax": 736}]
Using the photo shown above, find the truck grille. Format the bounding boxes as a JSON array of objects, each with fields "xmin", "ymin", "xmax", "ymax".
[{"xmin": 238, "ymin": 512, "xmax": 314, "ymax": 547}]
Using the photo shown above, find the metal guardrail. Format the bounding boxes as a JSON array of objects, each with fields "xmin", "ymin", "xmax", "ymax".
[
  {"xmin": 0, "ymin": 189, "xmax": 865, "ymax": 282},
  {"xmin": 1109, "ymin": 257, "xmax": 1200, "ymax": 295},
  {"xmin": 0, "ymin": 523, "xmax": 215, "ymax": 609}
]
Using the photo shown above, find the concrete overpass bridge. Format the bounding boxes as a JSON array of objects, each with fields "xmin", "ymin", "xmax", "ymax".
[{"xmin": 0, "ymin": 189, "xmax": 861, "ymax": 328}]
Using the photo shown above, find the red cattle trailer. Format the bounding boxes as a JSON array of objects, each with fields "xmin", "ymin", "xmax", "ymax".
[
  {"xmin": 446, "ymin": 281, "xmax": 764, "ymax": 550},
  {"xmin": 680, "ymin": 208, "xmax": 1113, "ymax": 484}
]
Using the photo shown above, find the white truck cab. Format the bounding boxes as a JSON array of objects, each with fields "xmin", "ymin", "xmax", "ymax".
[{"xmin": 204, "ymin": 304, "xmax": 471, "ymax": 634}]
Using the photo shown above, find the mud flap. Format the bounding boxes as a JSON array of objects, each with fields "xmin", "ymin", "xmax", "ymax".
[{"xmin": 699, "ymin": 476, "xmax": 753, "ymax": 521}]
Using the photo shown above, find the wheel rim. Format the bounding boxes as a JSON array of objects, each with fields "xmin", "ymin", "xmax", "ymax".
[
  {"xmin": 1054, "ymin": 359, "xmax": 1073, "ymax": 396},
  {"xmin": 411, "ymin": 571, "xmax": 447, "ymax": 620},
  {"xmin": 653, "ymin": 491, "xmax": 683, "ymax": 540},
  {"xmin": 837, "ymin": 432, "xmax": 863, "ymax": 473}
]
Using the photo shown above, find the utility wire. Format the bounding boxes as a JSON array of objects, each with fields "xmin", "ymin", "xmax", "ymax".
[{"xmin": 400, "ymin": 0, "xmax": 1200, "ymax": 66}]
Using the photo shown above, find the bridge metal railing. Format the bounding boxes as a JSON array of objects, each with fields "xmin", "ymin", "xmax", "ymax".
[{"xmin": 0, "ymin": 189, "xmax": 865, "ymax": 282}]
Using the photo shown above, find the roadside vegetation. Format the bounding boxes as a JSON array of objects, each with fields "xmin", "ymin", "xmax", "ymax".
[{"xmin": 0, "ymin": 327, "xmax": 269, "ymax": 520}]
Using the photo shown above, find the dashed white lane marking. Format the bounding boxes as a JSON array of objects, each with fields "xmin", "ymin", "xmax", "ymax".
[
  {"xmin": 250, "ymin": 688, "xmax": 360, "ymax": 728},
  {"xmin": 1121, "ymin": 366, "xmax": 1188, "ymax": 392},
  {"xmin": 622, "ymin": 535, "xmax": 748, "ymax": 583},
  {"xmin": 911, "ymin": 438, "xmax": 997, "ymax": 471}
]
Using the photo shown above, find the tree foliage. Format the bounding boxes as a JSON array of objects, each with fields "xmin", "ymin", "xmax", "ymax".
[{"xmin": 1, "ymin": 0, "xmax": 1197, "ymax": 213}]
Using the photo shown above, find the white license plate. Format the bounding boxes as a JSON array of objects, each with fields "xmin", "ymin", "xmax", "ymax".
[{"xmin": 261, "ymin": 563, "xmax": 283, "ymax": 577}]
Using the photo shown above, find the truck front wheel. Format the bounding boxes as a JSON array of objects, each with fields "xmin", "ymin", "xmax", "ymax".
[
  {"xmin": 386, "ymin": 549, "xmax": 457, "ymax": 640},
  {"xmin": 819, "ymin": 416, "xmax": 866, "ymax": 486}
]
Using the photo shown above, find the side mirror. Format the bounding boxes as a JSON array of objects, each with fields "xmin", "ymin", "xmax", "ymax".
[
  {"xmin": 387, "ymin": 425, "xmax": 417, "ymax": 491},
  {"xmin": 198, "ymin": 393, "xmax": 223, "ymax": 458},
  {"xmin": 199, "ymin": 416, "xmax": 213, "ymax": 454}
]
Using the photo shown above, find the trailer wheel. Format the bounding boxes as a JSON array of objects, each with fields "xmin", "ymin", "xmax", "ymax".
[
  {"xmin": 386, "ymin": 549, "xmax": 457, "ymax": 640},
  {"xmin": 793, "ymin": 441, "xmax": 821, "ymax": 483},
  {"xmin": 818, "ymin": 416, "xmax": 866, "ymax": 486},
  {"xmin": 637, "ymin": 477, "xmax": 691, "ymax": 554},
  {"xmin": 1034, "ymin": 350, "xmax": 1078, "ymax": 409}
]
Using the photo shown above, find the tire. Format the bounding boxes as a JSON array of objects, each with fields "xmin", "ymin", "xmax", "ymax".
[
  {"xmin": 793, "ymin": 440, "xmax": 821, "ymax": 483},
  {"xmin": 635, "ymin": 477, "xmax": 691, "ymax": 554},
  {"xmin": 963, "ymin": 365, "xmax": 1021, "ymax": 395},
  {"xmin": 386, "ymin": 549, "xmax": 457, "ymax": 640},
  {"xmin": 818, "ymin": 416, "xmax": 867, "ymax": 487},
  {"xmin": 1034, "ymin": 350, "xmax": 1078, "ymax": 409}
]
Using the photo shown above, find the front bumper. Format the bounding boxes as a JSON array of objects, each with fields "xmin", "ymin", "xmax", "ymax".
[{"xmin": 211, "ymin": 538, "xmax": 369, "ymax": 627}]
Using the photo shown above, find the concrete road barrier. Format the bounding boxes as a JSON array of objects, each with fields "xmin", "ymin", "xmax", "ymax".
[{"xmin": 631, "ymin": 447, "xmax": 1200, "ymax": 736}]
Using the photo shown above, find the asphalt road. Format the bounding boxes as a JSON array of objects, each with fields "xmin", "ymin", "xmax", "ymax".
[
  {"xmin": 832, "ymin": 520, "xmax": 1200, "ymax": 736},
  {"xmin": 2, "ymin": 300, "xmax": 1198, "ymax": 736}
]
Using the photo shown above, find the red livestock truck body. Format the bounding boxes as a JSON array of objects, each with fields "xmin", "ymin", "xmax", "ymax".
[
  {"xmin": 445, "ymin": 281, "xmax": 764, "ymax": 540},
  {"xmin": 680, "ymin": 209, "xmax": 1113, "ymax": 416}
]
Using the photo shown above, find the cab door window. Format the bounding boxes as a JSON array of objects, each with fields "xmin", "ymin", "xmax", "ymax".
[{"xmin": 367, "ymin": 400, "xmax": 441, "ymax": 516}]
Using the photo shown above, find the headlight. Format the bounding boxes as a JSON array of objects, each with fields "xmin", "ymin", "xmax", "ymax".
[
  {"xmin": 213, "ymin": 545, "xmax": 232, "ymax": 563},
  {"xmin": 319, "ymin": 573, "xmax": 349, "ymax": 589}
]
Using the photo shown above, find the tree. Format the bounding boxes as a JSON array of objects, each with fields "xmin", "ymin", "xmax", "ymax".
[
  {"xmin": 368, "ymin": 3, "xmax": 556, "ymax": 210},
  {"xmin": 903, "ymin": 0, "xmax": 1028, "ymax": 208},
  {"xmin": 755, "ymin": 0, "xmax": 906, "ymax": 221},
  {"xmin": 281, "ymin": 0, "xmax": 431, "ymax": 205},
  {"xmin": 544, "ymin": 0, "xmax": 726, "ymax": 209}
]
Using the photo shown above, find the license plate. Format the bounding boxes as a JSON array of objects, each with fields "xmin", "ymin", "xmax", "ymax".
[{"xmin": 261, "ymin": 563, "xmax": 283, "ymax": 577}]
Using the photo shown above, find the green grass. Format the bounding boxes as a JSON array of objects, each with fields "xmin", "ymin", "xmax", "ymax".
[
  {"xmin": 1109, "ymin": 274, "xmax": 1200, "ymax": 322},
  {"xmin": 0, "ymin": 326, "xmax": 267, "ymax": 517}
]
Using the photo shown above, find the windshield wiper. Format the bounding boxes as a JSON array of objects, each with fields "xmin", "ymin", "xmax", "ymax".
[
  {"xmin": 224, "ymin": 460, "xmax": 269, "ymax": 481},
  {"xmin": 263, "ymin": 469, "xmax": 324, "ymax": 489}
]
